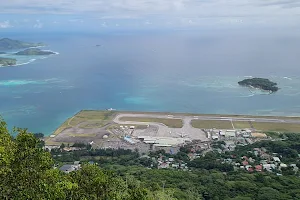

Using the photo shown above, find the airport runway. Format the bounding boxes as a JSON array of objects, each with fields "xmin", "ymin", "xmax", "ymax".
[{"xmin": 113, "ymin": 113, "xmax": 300, "ymax": 141}]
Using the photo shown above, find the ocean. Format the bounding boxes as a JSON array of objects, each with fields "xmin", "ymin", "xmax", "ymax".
[{"xmin": 1, "ymin": 30, "xmax": 300, "ymax": 135}]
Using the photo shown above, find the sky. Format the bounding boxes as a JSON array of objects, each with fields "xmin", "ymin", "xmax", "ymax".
[{"xmin": 0, "ymin": 0, "xmax": 300, "ymax": 32}]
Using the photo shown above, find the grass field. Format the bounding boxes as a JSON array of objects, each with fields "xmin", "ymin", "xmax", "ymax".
[
  {"xmin": 191, "ymin": 120, "xmax": 233, "ymax": 129},
  {"xmin": 119, "ymin": 117, "xmax": 183, "ymax": 128},
  {"xmin": 52, "ymin": 110, "xmax": 116, "ymax": 135},
  {"xmin": 191, "ymin": 119, "xmax": 300, "ymax": 133},
  {"xmin": 232, "ymin": 121, "xmax": 252, "ymax": 129},
  {"xmin": 252, "ymin": 122, "xmax": 300, "ymax": 132}
]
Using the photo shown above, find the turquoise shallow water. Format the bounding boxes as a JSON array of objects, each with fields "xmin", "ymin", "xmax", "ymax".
[{"xmin": 1, "ymin": 32, "xmax": 300, "ymax": 135}]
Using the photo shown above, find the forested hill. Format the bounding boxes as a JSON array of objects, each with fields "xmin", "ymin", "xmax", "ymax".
[{"xmin": 0, "ymin": 38, "xmax": 43, "ymax": 50}]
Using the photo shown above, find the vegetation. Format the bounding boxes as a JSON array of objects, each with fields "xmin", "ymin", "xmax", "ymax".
[
  {"xmin": 0, "ymin": 38, "xmax": 43, "ymax": 50},
  {"xmin": 234, "ymin": 133, "xmax": 300, "ymax": 164},
  {"xmin": 0, "ymin": 57, "xmax": 17, "ymax": 66},
  {"xmin": 119, "ymin": 117, "xmax": 183, "ymax": 128},
  {"xmin": 4, "ymin": 116, "xmax": 300, "ymax": 199},
  {"xmin": 238, "ymin": 78, "xmax": 279, "ymax": 92},
  {"xmin": 0, "ymin": 119, "xmax": 157, "ymax": 200},
  {"xmin": 51, "ymin": 110, "xmax": 115, "ymax": 135},
  {"xmin": 191, "ymin": 120, "xmax": 233, "ymax": 129},
  {"xmin": 252, "ymin": 122, "xmax": 300, "ymax": 132},
  {"xmin": 51, "ymin": 133, "xmax": 300, "ymax": 200},
  {"xmin": 15, "ymin": 48, "xmax": 55, "ymax": 55}
]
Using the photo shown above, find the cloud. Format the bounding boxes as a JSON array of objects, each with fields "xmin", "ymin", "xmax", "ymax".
[
  {"xmin": 0, "ymin": 0, "xmax": 299, "ymax": 16},
  {"xmin": 0, "ymin": 0, "xmax": 300, "ymax": 27},
  {"xmin": 0, "ymin": 20, "xmax": 13, "ymax": 28}
]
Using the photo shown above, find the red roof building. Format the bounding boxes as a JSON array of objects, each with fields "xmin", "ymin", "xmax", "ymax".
[
  {"xmin": 247, "ymin": 167, "xmax": 254, "ymax": 172},
  {"xmin": 242, "ymin": 161, "xmax": 249, "ymax": 166},
  {"xmin": 255, "ymin": 165, "xmax": 263, "ymax": 172}
]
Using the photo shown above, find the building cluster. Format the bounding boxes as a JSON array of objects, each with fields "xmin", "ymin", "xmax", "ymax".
[
  {"xmin": 206, "ymin": 128, "xmax": 268, "ymax": 150},
  {"xmin": 157, "ymin": 156, "xmax": 188, "ymax": 170},
  {"xmin": 222, "ymin": 147, "xmax": 299, "ymax": 174},
  {"xmin": 207, "ymin": 129, "xmax": 267, "ymax": 141}
]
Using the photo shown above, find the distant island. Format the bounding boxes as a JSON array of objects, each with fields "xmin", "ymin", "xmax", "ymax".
[
  {"xmin": 0, "ymin": 52, "xmax": 5, "ymax": 54},
  {"xmin": 15, "ymin": 48, "xmax": 55, "ymax": 56},
  {"xmin": 0, "ymin": 57, "xmax": 17, "ymax": 66},
  {"xmin": 238, "ymin": 78, "xmax": 279, "ymax": 93},
  {"xmin": 0, "ymin": 38, "xmax": 44, "ymax": 51}
]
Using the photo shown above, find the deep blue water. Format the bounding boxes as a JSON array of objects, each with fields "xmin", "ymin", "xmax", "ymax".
[{"xmin": 1, "ymin": 31, "xmax": 300, "ymax": 135}]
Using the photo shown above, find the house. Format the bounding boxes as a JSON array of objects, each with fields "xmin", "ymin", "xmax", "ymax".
[
  {"xmin": 158, "ymin": 163, "xmax": 169, "ymax": 169},
  {"xmin": 263, "ymin": 164, "xmax": 276, "ymax": 172},
  {"xmin": 242, "ymin": 161, "xmax": 249, "ymax": 166},
  {"xmin": 280, "ymin": 163, "xmax": 287, "ymax": 168},
  {"xmin": 225, "ymin": 130, "xmax": 236, "ymax": 138},
  {"xmin": 247, "ymin": 167, "xmax": 254, "ymax": 172},
  {"xmin": 59, "ymin": 165, "xmax": 78, "ymax": 173},
  {"xmin": 273, "ymin": 157, "xmax": 281, "ymax": 162},
  {"xmin": 255, "ymin": 165, "xmax": 263, "ymax": 172},
  {"xmin": 171, "ymin": 164, "xmax": 179, "ymax": 168}
]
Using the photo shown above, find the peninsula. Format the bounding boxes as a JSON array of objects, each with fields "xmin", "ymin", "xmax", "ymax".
[
  {"xmin": 0, "ymin": 38, "xmax": 43, "ymax": 51},
  {"xmin": 238, "ymin": 78, "xmax": 279, "ymax": 93},
  {"xmin": 0, "ymin": 57, "xmax": 17, "ymax": 66},
  {"xmin": 15, "ymin": 48, "xmax": 55, "ymax": 56}
]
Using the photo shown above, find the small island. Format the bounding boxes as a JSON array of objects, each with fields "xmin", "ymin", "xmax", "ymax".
[
  {"xmin": 0, "ymin": 52, "xmax": 6, "ymax": 54},
  {"xmin": 0, "ymin": 57, "xmax": 17, "ymax": 66},
  {"xmin": 15, "ymin": 48, "xmax": 55, "ymax": 56},
  {"xmin": 238, "ymin": 78, "xmax": 279, "ymax": 93},
  {"xmin": 0, "ymin": 38, "xmax": 44, "ymax": 51}
]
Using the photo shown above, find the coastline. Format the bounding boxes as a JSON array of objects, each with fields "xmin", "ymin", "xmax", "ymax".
[{"xmin": 0, "ymin": 49, "xmax": 59, "ymax": 68}]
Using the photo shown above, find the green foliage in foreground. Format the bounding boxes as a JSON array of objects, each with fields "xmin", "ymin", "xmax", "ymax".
[{"xmin": 0, "ymin": 120, "xmax": 157, "ymax": 200}]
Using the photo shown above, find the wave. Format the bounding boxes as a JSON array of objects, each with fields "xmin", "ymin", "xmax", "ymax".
[
  {"xmin": 42, "ymin": 50, "xmax": 59, "ymax": 55},
  {"xmin": 283, "ymin": 77, "xmax": 292, "ymax": 80},
  {"xmin": 238, "ymin": 94, "xmax": 256, "ymax": 98},
  {"xmin": 15, "ymin": 59, "xmax": 36, "ymax": 66},
  {"xmin": 0, "ymin": 48, "xmax": 59, "ymax": 68}
]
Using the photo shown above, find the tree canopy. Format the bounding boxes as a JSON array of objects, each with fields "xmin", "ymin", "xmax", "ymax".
[{"xmin": 0, "ymin": 119, "xmax": 152, "ymax": 200}]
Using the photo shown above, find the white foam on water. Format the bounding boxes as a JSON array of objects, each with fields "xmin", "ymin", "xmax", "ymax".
[{"xmin": 283, "ymin": 77, "xmax": 292, "ymax": 80}]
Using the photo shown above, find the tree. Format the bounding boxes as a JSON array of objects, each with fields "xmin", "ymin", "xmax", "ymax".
[{"xmin": 0, "ymin": 119, "xmax": 151, "ymax": 200}]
